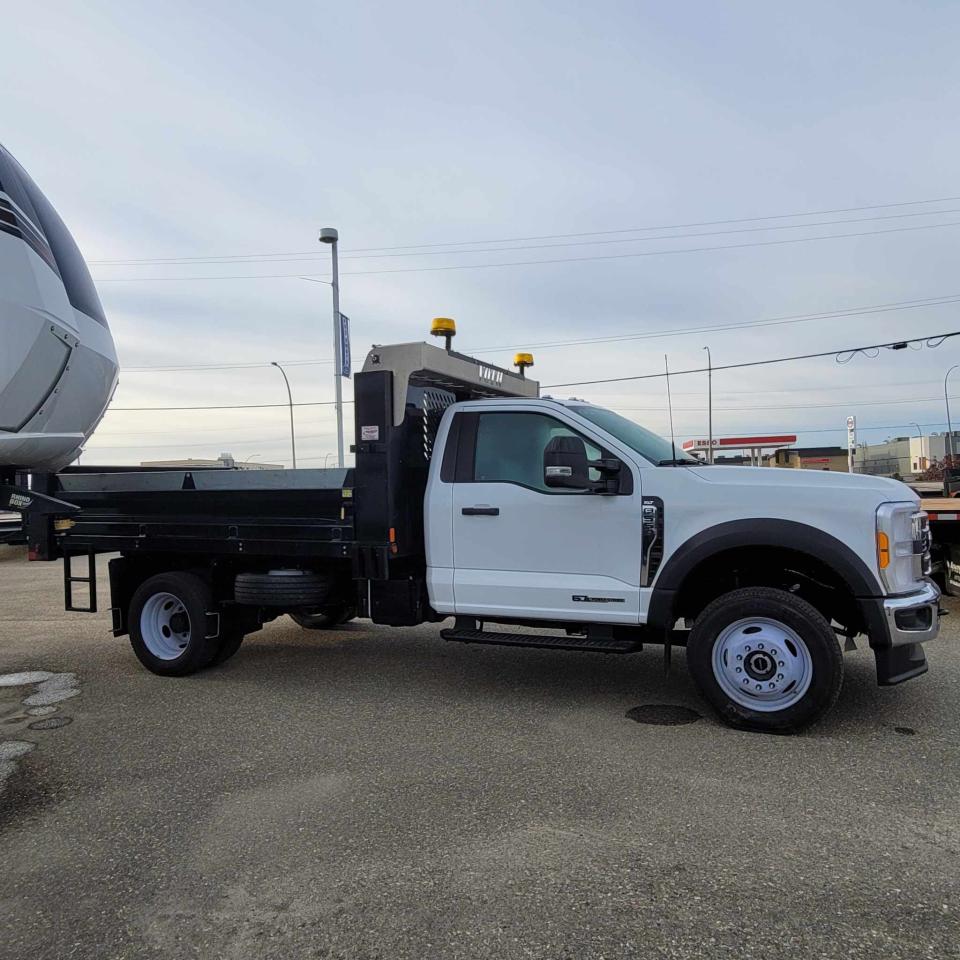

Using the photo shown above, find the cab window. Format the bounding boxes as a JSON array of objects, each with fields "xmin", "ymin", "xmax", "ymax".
[{"xmin": 473, "ymin": 412, "xmax": 602, "ymax": 492}]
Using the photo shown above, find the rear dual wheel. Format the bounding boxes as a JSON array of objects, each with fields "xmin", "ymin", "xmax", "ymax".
[
  {"xmin": 686, "ymin": 587, "xmax": 843, "ymax": 733},
  {"xmin": 129, "ymin": 572, "xmax": 244, "ymax": 676},
  {"xmin": 290, "ymin": 605, "xmax": 356, "ymax": 630}
]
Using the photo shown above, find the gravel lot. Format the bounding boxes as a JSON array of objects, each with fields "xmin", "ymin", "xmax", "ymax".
[{"xmin": 1, "ymin": 545, "xmax": 957, "ymax": 959}]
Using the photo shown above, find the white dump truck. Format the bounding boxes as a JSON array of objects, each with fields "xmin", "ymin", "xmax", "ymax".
[
  {"xmin": 1, "ymin": 144, "xmax": 939, "ymax": 734},
  {"xmin": 23, "ymin": 328, "xmax": 940, "ymax": 733}
]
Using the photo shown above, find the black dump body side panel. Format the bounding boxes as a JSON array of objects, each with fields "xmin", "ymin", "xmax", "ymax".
[{"xmin": 37, "ymin": 466, "xmax": 355, "ymax": 561}]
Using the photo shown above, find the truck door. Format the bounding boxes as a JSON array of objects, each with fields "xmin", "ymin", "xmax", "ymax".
[{"xmin": 449, "ymin": 410, "xmax": 642, "ymax": 623}]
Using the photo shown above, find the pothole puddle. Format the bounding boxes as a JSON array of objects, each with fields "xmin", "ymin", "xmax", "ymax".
[{"xmin": 0, "ymin": 671, "xmax": 80, "ymax": 795}]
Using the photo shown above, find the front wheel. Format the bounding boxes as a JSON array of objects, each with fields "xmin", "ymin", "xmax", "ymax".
[{"xmin": 686, "ymin": 587, "xmax": 843, "ymax": 733}]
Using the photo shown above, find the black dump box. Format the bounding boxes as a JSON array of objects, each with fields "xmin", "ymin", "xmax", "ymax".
[{"xmin": 28, "ymin": 466, "xmax": 354, "ymax": 561}]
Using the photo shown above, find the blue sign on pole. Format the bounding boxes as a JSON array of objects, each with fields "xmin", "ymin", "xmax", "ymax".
[{"xmin": 339, "ymin": 313, "xmax": 351, "ymax": 378}]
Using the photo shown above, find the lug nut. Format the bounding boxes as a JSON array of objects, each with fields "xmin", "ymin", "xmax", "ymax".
[
  {"xmin": 778, "ymin": 660, "xmax": 785, "ymax": 667},
  {"xmin": 735, "ymin": 667, "xmax": 742, "ymax": 673},
  {"xmin": 777, "ymin": 673, "xmax": 783, "ymax": 680}
]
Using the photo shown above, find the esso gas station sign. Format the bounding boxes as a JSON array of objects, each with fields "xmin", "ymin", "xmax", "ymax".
[{"xmin": 682, "ymin": 435, "xmax": 797, "ymax": 452}]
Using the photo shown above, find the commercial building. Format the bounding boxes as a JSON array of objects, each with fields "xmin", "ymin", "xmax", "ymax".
[
  {"xmin": 855, "ymin": 432, "xmax": 960, "ymax": 478},
  {"xmin": 140, "ymin": 453, "xmax": 284, "ymax": 471},
  {"xmin": 768, "ymin": 446, "xmax": 848, "ymax": 471}
]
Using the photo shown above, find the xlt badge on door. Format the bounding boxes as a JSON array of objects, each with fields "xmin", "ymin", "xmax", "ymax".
[{"xmin": 572, "ymin": 595, "xmax": 625, "ymax": 603}]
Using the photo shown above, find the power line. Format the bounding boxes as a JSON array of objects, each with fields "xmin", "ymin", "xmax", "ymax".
[
  {"xmin": 543, "ymin": 330, "xmax": 960, "ymax": 389},
  {"xmin": 90, "ymin": 207, "xmax": 960, "ymax": 268},
  {"xmin": 89, "ymin": 383, "xmax": 924, "ymax": 440},
  {"xmin": 84, "ymin": 431, "xmax": 341, "ymax": 450},
  {"xmin": 613, "ymin": 394, "xmax": 960, "ymax": 413},
  {"xmin": 87, "ymin": 194, "xmax": 960, "ymax": 265},
  {"xmin": 114, "ymin": 292, "xmax": 960, "ymax": 374},
  {"xmin": 80, "ymin": 418, "xmax": 959, "ymax": 453},
  {"xmin": 92, "ymin": 219, "xmax": 960, "ymax": 283},
  {"xmin": 105, "ymin": 331, "xmax": 957, "ymax": 413},
  {"xmin": 93, "ymin": 377, "xmax": 947, "ymax": 432},
  {"xmin": 712, "ymin": 421, "xmax": 950, "ymax": 438},
  {"xmin": 109, "ymin": 392, "xmax": 960, "ymax": 417},
  {"xmin": 471, "ymin": 294, "xmax": 960, "ymax": 354},
  {"xmin": 109, "ymin": 400, "xmax": 355, "ymax": 412},
  {"xmin": 123, "ymin": 358, "xmax": 336, "ymax": 373}
]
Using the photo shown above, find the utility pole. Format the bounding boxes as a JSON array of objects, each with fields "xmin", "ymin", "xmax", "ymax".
[
  {"xmin": 846, "ymin": 416, "xmax": 856, "ymax": 474},
  {"xmin": 319, "ymin": 227, "xmax": 345, "ymax": 468},
  {"xmin": 703, "ymin": 346, "xmax": 713, "ymax": 463},
  {"xmin": 270, "ymin": 362, "xmax": 297, "ymax": 468},
  {"xmin": 945, "ymin": 365, "xmax": 958, "ymax": 466}
]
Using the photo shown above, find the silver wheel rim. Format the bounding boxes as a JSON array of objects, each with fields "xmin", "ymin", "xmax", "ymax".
[
  {"xmin": 140, "ymin": 592, "xmax": 192, "ymax": 660},
  {"xmin": 711, "ymin": 616, "xmax": 813, "ymax": 712}
]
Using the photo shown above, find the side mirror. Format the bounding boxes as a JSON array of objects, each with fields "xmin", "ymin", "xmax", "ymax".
[{"xmin": 543, "ymin": 436, "xmax": 591, "ymax": 489}]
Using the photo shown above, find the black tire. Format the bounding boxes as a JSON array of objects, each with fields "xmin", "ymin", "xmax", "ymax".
[
  {"xmin": 210, "ymin": 630, "xmax": 244, "ymax": 665},
  {"xmin": 129, "ymin": 572, "xmax": 220, "ymax": 677},
  {"xmin": 290, "ymin": 605, "xmax": 356, "ymax": 630},
  {"xmin": 234, "ymin": 571, "xmax": 331, "ymax": 607},
  {"xmin": 686, "ymin": 587, "xmax": 843, "ymax": 733}
]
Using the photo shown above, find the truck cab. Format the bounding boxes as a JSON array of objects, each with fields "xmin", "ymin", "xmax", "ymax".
[{"xmin": 422, "ymin": 393, "xmax": 938, "ymax": 721}]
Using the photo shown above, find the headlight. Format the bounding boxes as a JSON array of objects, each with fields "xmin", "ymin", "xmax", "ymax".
[{"xmin": 876, "ymin": 502, "xmax": 928, "ymax": 594}]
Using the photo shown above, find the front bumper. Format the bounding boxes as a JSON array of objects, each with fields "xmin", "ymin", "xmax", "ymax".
[
  {"xmin": 859, "ymin": 579, "xmax": 941, "ymax": 686},
  {"xmin": 882, "ymin": 579, "xmax": 941, "ymax": 647}
]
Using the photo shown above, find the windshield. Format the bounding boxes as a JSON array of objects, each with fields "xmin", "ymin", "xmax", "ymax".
[{"xmin": 570, "ymin": 405, "xmax": 700, "ymax": 465}]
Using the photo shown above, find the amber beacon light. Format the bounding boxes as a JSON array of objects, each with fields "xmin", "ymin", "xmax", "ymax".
[
  {"xmin": 513, "ymin": 352, "xmax": 535, "ymax": 378},
  {"xmin": 431, "ymin": 317, "xmax": 457, "ymax": 351}
]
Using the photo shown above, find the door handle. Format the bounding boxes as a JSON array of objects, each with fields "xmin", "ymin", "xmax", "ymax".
[{"xmin": 461, "ymin": 506, "xmax": 500, "ymax": 516}]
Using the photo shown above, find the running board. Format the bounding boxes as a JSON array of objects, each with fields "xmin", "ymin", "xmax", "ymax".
[{"xmin": 441, "ymin": 625, "xmax": 640, "ymax": 654}]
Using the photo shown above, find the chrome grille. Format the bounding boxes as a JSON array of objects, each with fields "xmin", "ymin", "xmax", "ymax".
[{"xmin": 913, "ymin": 511, "xmax": 932, "ymax": 576}]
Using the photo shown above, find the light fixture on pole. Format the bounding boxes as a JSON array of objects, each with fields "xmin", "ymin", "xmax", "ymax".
[
  {"xmin": 270, "ymin": 362, "xmax": 297, "ymax": 469},
  {"xmin": 945, "ymin": 365, "xmax": 959, "ymax": 465},
  {"xmin": 319, "ymin": 226, "xmax": 345, "ymax": 468},
  {"xmin": 702, "ymin": 346, "xmax": 713, "ymax": 464}
]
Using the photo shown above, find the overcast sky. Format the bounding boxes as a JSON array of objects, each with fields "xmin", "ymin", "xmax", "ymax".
[{"xmin": 3, "ymin": 0, "xmax": 959, "ymax": 466}]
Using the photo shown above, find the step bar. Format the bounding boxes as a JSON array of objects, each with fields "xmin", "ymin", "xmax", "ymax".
[{"xmin": 441, "ymin": 618, "xmax": 642, "ymax": 654}]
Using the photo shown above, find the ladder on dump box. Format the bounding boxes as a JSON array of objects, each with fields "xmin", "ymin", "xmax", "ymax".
[{"xmin": 63, "ymin": 549, "xmax": 97, "ymax": 613}]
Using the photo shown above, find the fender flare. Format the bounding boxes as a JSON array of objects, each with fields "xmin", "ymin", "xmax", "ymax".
[{"xmin": 646, "ymin": 518, "xmax": 882, "ymax": 631}]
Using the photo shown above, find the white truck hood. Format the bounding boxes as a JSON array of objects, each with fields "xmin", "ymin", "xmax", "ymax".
[{"xmin": 686, "ymin": 465, "xmax": 917, "ymax": 502}]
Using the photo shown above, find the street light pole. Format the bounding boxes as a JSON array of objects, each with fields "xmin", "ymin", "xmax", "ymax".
[
  {"xmin": 270, "ymin": 362, "xmax": 297, "ymax": 469},
  {"xmin": 703, "ymin": 346, "xmax": 713, "ymax": 464},
  {"xmin": 945, "ymin": 365, "xmax": 959, "ymax": 465},
  {"xmin": 319, "ymin": 227, "xmax": 345, "ymax": 468}
]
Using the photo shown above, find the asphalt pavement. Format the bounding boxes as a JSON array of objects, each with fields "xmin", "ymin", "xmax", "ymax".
[{"xmin": 0, "ymin": 545, "xmax": 957, "ymax": 959}]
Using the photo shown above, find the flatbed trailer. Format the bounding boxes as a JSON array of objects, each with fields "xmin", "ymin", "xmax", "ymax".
[{"xmin": 920, "ymin": 496, "xmax": 960, "ymax": 595}]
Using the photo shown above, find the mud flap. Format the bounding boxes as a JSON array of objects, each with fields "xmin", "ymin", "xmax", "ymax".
[{"xmin": 874, "ymin": 642, "xmax": 928, "ymax": 685}]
